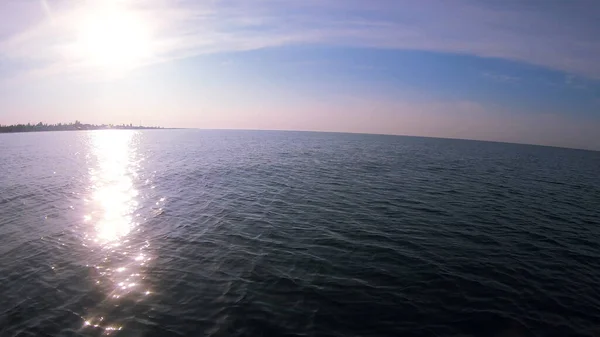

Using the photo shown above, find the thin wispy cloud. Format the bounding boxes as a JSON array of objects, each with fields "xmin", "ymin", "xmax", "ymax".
[
  {"xmin": 564, "ymin": 74, "xmax": 590, "ymax": 90},
  {"xmin": 1, "ymin": 0, "xmax": 600, "ymax": 81},
  {"xmin": 482, "ymin": 72, "xmax": 521, "ymax": 83}
]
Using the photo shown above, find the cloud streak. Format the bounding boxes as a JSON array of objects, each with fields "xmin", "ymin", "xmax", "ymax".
[{"xmin": 1, "ymin": 0, "xmax": 600, "ymax": 81}]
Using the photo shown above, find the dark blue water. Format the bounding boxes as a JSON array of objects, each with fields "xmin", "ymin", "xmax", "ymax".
[{"xmin": 1, "ymin": 130, "xmax": 599, "ymax": 337}]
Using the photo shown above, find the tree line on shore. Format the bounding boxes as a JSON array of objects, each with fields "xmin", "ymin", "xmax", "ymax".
[{"xmin": 0, "ymin": 121, "xmax": 163, "ymax": 133}]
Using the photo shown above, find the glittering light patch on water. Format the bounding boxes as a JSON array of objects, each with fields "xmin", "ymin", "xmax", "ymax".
[
  {"xmin": 79, "ymin": 130, "xmax": 155, "ymax": 334},
  {"xmin": 87, "ymin": 131, "xmax": 139, "ymax": 246},
  {"xmin": 83, "ymin": 317, "xmax": 122, "ymax": 334}
]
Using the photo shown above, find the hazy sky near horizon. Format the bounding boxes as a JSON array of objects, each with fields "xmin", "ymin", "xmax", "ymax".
[{"xmin": 1, "ymin": 0, "xmax": 599, "ymax": 149}]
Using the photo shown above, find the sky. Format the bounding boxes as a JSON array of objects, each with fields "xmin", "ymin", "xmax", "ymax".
[{"xmin": 0, "ymin": 0, "xmax": 599, "ymax": 150}]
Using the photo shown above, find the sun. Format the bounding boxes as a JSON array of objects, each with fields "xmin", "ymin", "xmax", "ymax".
[{"xmin": 74, "ymin": 3, "xmax": 154, "ymax": 73}]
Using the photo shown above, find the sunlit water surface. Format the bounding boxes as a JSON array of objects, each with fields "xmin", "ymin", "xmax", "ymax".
[{"xmin": 0, "ymin": 130, "xmax": 599, "ymax": 337}]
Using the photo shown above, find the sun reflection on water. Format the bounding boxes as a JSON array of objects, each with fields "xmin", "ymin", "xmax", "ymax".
[
  {"xmin": 87, "ymin": 131, "xmax": 138, "ymax": 244},
  {"xmin": 81, "ymin": 130, "xmax": 153, "ymax": 334}
]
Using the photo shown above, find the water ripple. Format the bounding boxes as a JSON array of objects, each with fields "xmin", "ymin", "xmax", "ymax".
[{"xmin": 0, "ymin": 131, "xmax": 599, "ymax": 336}]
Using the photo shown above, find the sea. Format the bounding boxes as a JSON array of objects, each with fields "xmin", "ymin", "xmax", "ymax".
[{"xmin": 0, "ymin": 129, "xmax": 599, "ymax": 337}]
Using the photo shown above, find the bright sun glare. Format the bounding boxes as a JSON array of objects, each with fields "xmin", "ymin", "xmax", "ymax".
[{"xmin": 74, "ymin": 3, "xmax": 153, "ymax": 72}]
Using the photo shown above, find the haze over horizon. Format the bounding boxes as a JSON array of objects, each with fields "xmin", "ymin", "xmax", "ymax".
[{"xmin": 1, "ymin": 0, "xmax": 599, "ymax": 150}]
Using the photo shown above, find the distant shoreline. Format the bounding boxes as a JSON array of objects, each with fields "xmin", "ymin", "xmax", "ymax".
[
  {"xmin": 0, "ymin": 122, "xmax": 173, "ymax": 134},
  {"xmin": 1, "ymin": 126, "xmax": 597, "ymax": 152}
]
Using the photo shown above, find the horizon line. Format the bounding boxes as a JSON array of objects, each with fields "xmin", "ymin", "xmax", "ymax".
[{"xmin": 3, "ymin": 124, "xmax": 595, "ymax": 152}]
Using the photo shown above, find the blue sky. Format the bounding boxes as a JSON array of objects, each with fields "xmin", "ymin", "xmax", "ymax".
[{"xmin": 0, "ymin": 0, "xmax": 599, "ymax": 149}]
